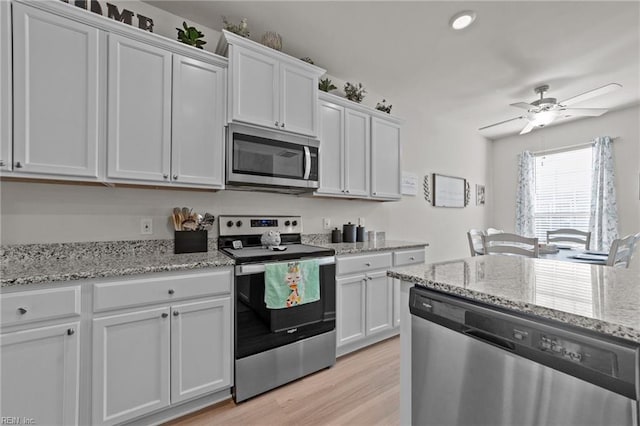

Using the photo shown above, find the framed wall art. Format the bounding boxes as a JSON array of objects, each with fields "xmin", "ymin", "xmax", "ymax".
[
  {"xmin": 432, "ymin": 174, "xmax": 466, "ymax": 208},
  {"xmin": 476, "ymin": 184, "xmax": 486, "ymax": 205}
]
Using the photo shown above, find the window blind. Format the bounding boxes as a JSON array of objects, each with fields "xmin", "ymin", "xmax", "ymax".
[{"xmin": 534, "ymin": 147, "xmax": 592, "ymax": 242}]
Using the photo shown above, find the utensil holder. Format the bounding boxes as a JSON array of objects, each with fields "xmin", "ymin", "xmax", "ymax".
[{"xmin": 174, "ymin": 230, "xmax": 208, "ymax": 254}]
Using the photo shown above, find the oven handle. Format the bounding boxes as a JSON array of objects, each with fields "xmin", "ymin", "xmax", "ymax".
[
  {"xmin": 235, "ymin": 256, "xmax": 335, "ymax": 276},
  {"xmin": 303, "ymin": 146, "xmax": 311, "ymax": 180}
]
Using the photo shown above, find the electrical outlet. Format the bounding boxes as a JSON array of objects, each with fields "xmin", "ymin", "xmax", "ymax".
[
  {"xmin": 358, "ymin": 217, "xmax": 365, "ymax": 226},
  {"xmin": 323, "ymin": 218, "xmax": 331, "ymax": 230},
  {"xmin": 141, "ymin": 217, "xmax": 153, "ymax": 235}
]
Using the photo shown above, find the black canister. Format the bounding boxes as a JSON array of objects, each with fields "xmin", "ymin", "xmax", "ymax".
[
  {"xmin": 356, "ymin": 225, "xmax": 367, "ymax": 242},
  {"xmin": 331, "ymin": 228, "xmax": 342, "ymax": 243},
  {"xmin": 343, "ymin": 222, "xmax": 356, "ymax": 243}
]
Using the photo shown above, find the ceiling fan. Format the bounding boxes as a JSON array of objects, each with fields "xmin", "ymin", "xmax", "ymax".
[{"xmin": 479, "ymin": 83, "xmax": 622, "ymax": 135}]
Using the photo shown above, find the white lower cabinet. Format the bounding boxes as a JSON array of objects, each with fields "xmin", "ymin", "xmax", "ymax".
[
  {"xmin": 1, "ymin": 322, "xmax": 80, "ymax": 425},
  {"xmin": 365, "ymin": 270, "xmax": 393, "ymax": 335},
  {"xmin": 92, "ymin": 297, "xmax": 231, "ymax": 425},
  {"xmin": 336, "ymin": 275, "xmax": 366, "ymax": 346}
]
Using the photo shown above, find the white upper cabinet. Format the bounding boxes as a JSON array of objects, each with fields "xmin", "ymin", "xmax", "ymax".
[
  {"xmin": 12, "ymin": 3, "xmax": 103, "ymax": 178},
  {"xmin": 344, "ymin": 109, "xmax": 370, "ymax": 197},
  {"xmin": 371, "ymin": 116, "xmax": 402, "ymax": 200},
  {"xmin": 107, "ymin": 34, "xmax": 172, "ymax": 183},
  {"xmin": 219, "ymin": 30, "xmax": 324, "ymax": 138},
  {"xmin": 171, "ymin": 55, "xmax": 225, "ymax": 188},
  {"xmin": 0, "ymin": 0, "xmax": 11, "ymax": 172},
  {"xmin": 317, "ymin": 101, "xmax": 344, "ymax": 195}
]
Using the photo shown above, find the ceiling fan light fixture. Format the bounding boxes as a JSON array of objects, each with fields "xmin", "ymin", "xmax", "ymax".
[
  {"xmin": 450, "ymin": 11, "xmax": 476, "ymax": 30},
  {"xmin": 530, "ymin": 110, "xmax": 558, "ymax": 127}
]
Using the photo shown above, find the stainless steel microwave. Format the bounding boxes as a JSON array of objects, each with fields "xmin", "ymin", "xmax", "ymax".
[{"xmin": 226, "ymin": 124, "xmax": 319, "ymax": 192}]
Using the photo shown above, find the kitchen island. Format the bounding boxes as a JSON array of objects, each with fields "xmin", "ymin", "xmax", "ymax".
[{"xmin": 389, "ymin": 255, "xmax": 640, "ymax": 425}]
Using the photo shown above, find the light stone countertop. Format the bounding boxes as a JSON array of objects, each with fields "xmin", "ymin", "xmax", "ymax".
[
  {"xmin": 1, "ymin": 240, "xmax": 234, "ymax": 288},
  {"xmin": 315, "ymin": 240, "xmax": 428, "ymax": 255},
  {"xmin": 388, "ymin": 255, "xmax": 640, "ymax": 344}
]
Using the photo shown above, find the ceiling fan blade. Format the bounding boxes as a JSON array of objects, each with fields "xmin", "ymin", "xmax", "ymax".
[
  {"xmin": 560, "ymin": 83, "xmax": 622, "ymax": 106},
  {"xmin": 519, "ymin": 121, "xmax": 536, "ymax": 135},
  {"xmin": 509, "ymin": 102, "xmax": 533, "ymax": 110},
  {"xmin": 559, "ymin": 108, "xmax": 608, "ymax": 117},
  {"xmin": 478, "ymin": 116, "xmax": 524, "ymax": 130}
]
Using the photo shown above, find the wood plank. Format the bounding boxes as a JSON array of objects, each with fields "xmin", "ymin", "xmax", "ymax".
[{"xmin": 165, "ymin": 336, "xmax": 400, "ymax": 426}]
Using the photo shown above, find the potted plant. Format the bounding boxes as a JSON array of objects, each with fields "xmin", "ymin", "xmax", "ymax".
[
  {"xmin": 344, "ymin": 82, "xmax": 366, "ymax": 103},
  {"xmin": 319, "ymin": 77, "xmax": 337, "ymax": 93},
  {"xmin": 375, "ymin": 99, "xmax": 392, "ymax": 114},
  {"xmin": 176, "ymin": 21, "xmax": 206, "ymax": 49}
]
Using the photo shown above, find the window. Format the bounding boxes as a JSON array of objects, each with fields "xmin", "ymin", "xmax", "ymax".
[{"xmin": 534, "ymin": 147, "xmax": 592, "ymax": 242}]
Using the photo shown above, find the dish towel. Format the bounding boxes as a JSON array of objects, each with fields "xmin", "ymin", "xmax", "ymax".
[{"xmin": 264, "ymin": 259, "xmax": 320, "ymax": 309}]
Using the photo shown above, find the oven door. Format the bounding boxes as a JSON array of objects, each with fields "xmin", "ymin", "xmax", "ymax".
[
  {"xmin": 227, "ymin": 126, "xmax": 319, "ymax": 189},
  {"xmin": 235, "ymin": 256, "xmax": 335, "ymax": 359}
]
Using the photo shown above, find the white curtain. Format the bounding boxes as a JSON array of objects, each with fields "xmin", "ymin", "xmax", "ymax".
[
  {"xmin": 589, "ymin": 136, "xmax": 619, "ymax": 251},
  {"xmin": 515, "ymin": 151, "xmax": 536, "ymax": 237}
]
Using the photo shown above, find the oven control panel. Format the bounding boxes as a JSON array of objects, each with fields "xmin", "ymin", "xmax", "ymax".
[{"xmin": 219, "ymin": 215, "xmax": 302, "ymax": 236}]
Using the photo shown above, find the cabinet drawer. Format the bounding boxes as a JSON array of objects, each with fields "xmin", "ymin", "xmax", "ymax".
[
  {"xmin": 393, "ymin": 248, "xmax": 425, "ymax": 266},
  {"xmin": 93, "ymin": 269, "xmax": 232, "ymax": 312},
  {"xmin": 1, "ymin": 286, "xmax": 81, "ymax": 327},
  {"xmin": 337, "ymin": 252, "xmax": 393, "ymax": 276}
]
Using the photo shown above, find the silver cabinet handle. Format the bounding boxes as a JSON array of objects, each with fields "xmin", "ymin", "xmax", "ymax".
[
  {"xmin": 275, "ymin": 121, "xmax": 279, "ymax": 127},
  {"xmin": 367, "ymin": 276, "xmax": 372, "ymax": 280},
  {"xmin": 410, "ymin": 256, "xmax": 416, "ymax": 260},
  {"xmin": 173, "ymin": 174, "xmax": 178, "ymax": 180},
  {"xmin": 281, "ymin": 123, "xmax": 285, "ymax": 128},
  {"xmin": 173, "ymin": 311, "xmax": 179, "ymax": 317},
  {"xmin": 365, "ymin": 262, "xmax": 371, "ymax": 267},
  {"xmin": 15, "ymin": 162, "xmax": 23, "ymax": 168},
  {"xmin": 17, "ymin": 307, "xmax": 27, "ymax": 315},
  {"xmin": 163, "ymin": 174, "xmax": 168, "ymax": 179},
  {"xmin": 345, "ymin": 190, "xmax": 350, "ymax": 194},
  {"xmin": 0, "ymin": 160, "xmax": 5, "ymax": 167},
  {"xmin": 161, "ymin": 313, "xmax": 168, "ymax": 318},
  {"xmin": 67, "ymin": 328, "xmax": 75, "ymax": 336},
  {"xmin": 168, "ymin": 289, "xmax": 175, "ymax": 295}
]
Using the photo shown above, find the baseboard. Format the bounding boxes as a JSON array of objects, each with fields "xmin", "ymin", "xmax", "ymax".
[{"xmin": 337, "ymin": 327, "xmax": 399, "ymax": 358}]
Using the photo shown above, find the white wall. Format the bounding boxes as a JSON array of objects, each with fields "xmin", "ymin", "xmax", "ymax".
[
  {"xmin": 491, "ymin": 105, "xmax": 640, "ymax": 239},
  {"xmin": 0, "ymin": 0, "xmax": 493, "ymax": 264}
]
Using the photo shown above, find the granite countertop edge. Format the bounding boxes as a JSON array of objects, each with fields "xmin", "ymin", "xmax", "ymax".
[
  {"xmin": 318, "ymin": 240, "xmax": 428, "ymax": 255},
  {"xmin": 2, "ymin": 257, "xmax": 235, "ymax": 288},
  {"xmin": 388, "ymin": 269, "xmax": 640, "ymax": 344}
]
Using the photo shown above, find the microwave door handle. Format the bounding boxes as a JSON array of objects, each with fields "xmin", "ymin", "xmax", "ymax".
[{"xmin": 303, "ymin": 146, "xmax": 311, "ymax": 180}]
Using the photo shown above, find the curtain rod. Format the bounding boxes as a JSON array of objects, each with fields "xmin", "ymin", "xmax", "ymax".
[{"xmin": 532, "ymin": 136, "xmax": 619, "ymax": 156}]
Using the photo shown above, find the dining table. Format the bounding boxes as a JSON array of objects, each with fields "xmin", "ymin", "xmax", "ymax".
[{"xmin": 539, "ymin": 246, "xmax": 609, "ymax": 265}]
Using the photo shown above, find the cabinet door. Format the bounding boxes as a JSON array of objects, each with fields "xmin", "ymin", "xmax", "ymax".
[
  {"xmin": 230, "ymin": 45, "xmax": 279, "ymax": 130},
  {"xmin": 344, "ymin": 109, "xmax": 370, "ymax": 197},
  {"xmin": 365, "ymin": 271, "xmax": 393, "ymax": 336},
  {"xmin": 317, "ymin": 101, "xmax": 344, "ymax": 195},
  {"xmin": 171, "ymin": 297, "xmax": 231, "ymax": 403},
  {"xmin": 393, "ymin": 277, "xmax": 401, "ymax": 328},
  {"xmin": 336, "ymin": 275, "xmax": 366, "ymax": 347},
  {"xmin": 107, "ymin": 34, "xmax": 171, "ymax": 182},
  {"xmin": 92, "ymin": 307, "xmax": 170, "ymax": 425},
  {"xmin": 0, "ymin": 0, "xmax": 11, "ymax": 172},
  {"xmin": 13, "ymin": 3, "xmax": 102, "ymax": 177},
  {"xmin": 371, "ymin": 117, "xmax": 401, "ymax": 200},
  {"xmin": 1, "ymin": 322, "xmax": 80, "ymax": 425},
  {"xmin": 172, "ymin": 55, "xmax": 225, "ymax": 187},
  {"xmin": 280, "ymin": 63, "xmax": 318, "ymax": 137}
]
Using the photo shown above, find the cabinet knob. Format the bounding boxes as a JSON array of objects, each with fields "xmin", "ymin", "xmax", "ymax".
[
  {"xmin": 365, "ymin": 262, "xmax": 371, "ymax": 267},
  {"xmin": 281, "ymin": 123, "xmax": 285, "ymax": 128},
  {"xmin": 173, "ymin": 311, "xmax": 179, "ymax": 317},
  {"xmin": 173, "ymin": 174, "xmax": 178, "ymax": 180},
  {"xmin": 0, "ymin": 160, "xmax": 5, "ymax": 167},
  {"xmin": 409, "ymin": 256, "xmax": 415, "ymax": 260},
  {"xmin": 163, "ymin": 174, "xmax": 169, "ymax": 179},
  {"xmin": 15, "ymin": 161, "xmax": 23, "ymax": 168},
  {"xmin": 345, "ymin": 190, "xmax": 350, "ymax": 194},
  {"xmin": 367, "ymin": 276, "xmax": 372, "ymax": 280},
  {"xmin": 17, "ymin": 307, "xmax": 27, "ymax": 315},
  {"xmin": 67, "ymin": 328, "xmax": 75, "ymax": 336},
  {"xmin": 275, "ymin": 121, "xmax": 279, "ymax": 127},
  {"xmin": 161, "ymin": 313, "xmax": 168, "ymax": 318},
  {"xmin": 168, "ymin": 289, "xmax": 175, "ymax": 295}
]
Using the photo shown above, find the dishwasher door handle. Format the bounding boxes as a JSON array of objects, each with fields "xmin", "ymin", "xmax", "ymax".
[{"xmin": 464, "ymin": 328, "xmax": 516, "ymax": 351}]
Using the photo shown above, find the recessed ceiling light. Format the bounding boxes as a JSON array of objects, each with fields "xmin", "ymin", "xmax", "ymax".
[{"xmin": 450, "ymin": 11, "xmax": 476, "ymax": 30}]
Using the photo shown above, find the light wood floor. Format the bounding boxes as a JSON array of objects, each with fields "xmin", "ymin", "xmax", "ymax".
[{"xmin": 166, "ymin": 336, "xmax": 400, "ymax": 426}]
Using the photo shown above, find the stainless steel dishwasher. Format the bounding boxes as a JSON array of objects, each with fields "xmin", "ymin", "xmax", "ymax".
[{"xmin": 409, "ymin": 286, "xmax": 639, "ymax": 426}]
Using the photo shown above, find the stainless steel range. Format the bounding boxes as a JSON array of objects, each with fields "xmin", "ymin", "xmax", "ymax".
[{"xmin": 219, "ymin": 215, "xmax": 336, "ymax": 402}]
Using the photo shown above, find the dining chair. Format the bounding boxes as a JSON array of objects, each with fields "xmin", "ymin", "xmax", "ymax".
[
  {"xmin": 482, "ymin": 233, "xmax": 539, "ymax": 258},
  {"xmin": 547, "ymin": 228, "xmax": 591, "ymax": 250},
  {"xmin": 467, "ymin": 229, "xmax": 485, "ymax": 256},
  {"xmin": 486, "ymin": 228, "xmax": 504, "ymax": 235},
  {"xmin": 606, "ymin": 233, "xmax": 640, "ymax": 268}
]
